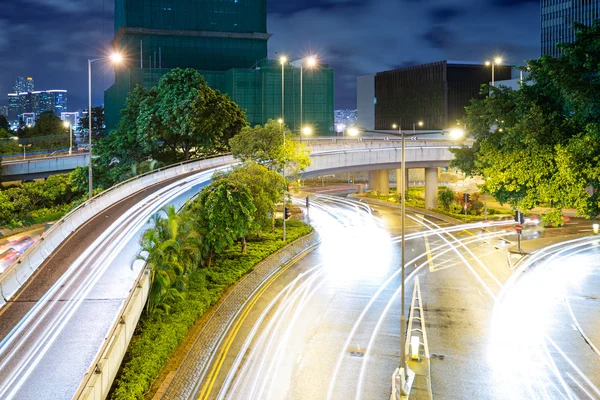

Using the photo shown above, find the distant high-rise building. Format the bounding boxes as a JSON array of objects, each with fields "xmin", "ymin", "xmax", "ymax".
[
  {"xmin": 14, "ymin": 76, "xmax": 34, "ymax": 93},
  {"xmin": 8, "ymin": 94, "xmax": 19, "ymax": 122},
  {"xmin": 359, "ymin": 61, "xmax": 512, "ymax": 131},
  {"xmin": 541, "ymin": 1, "xmax": 600, "ymax": 58},
  {"xmin": 105, "ymin": 0, "xmax": 334, "ymax": 134},
  {"xmin": 0, "ymin": 106, "xmax": 8, "ymax": 119},
  {"xmin": 6, "ymin": 81, "xmax": 68, "ymax": 124}
]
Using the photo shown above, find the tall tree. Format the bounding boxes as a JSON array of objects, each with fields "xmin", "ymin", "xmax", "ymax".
[
  {"xmin": 78, "ymin": 106, "xmax": 105, "ymax": 139},
  {"xmin": 229, "ymin": 119, "xmax": 311, "ymax": 175},
  {"xmin": 138, "ymin": 68, "xmax": 247, "ymax": 161},
  {"xmin": 190, "ymin": 179, "xmax": 256, "ymax": 263},
  {"xmin": 451, "ymin": 20, "xmax": 600, "ymax": 217},
  {"xmin": 213, "ymin": 162, "xmax": 285, "ymax": 233}
]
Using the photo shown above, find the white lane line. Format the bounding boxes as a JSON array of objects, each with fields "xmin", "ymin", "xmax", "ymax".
[
  {"xmin": 546, "ymin": 336, "xmax": 600, "ymax": 398},
  {"xmin": 567, "ymin": 372, "xmax": 597, "ymax": 400}
]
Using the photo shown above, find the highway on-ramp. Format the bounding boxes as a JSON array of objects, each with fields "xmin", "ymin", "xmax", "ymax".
[{"xmin": 0, "ymin": 164, "xmax": 232, "ymax": 399}]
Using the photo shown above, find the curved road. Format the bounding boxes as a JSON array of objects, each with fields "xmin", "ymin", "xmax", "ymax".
[
  {"xmin": 190, "ymin": 193, "xmax": 600, "ymax": 400},
  {"xmin": 0, "ymin": 165, "xmax": 231, "ymax": 399}
]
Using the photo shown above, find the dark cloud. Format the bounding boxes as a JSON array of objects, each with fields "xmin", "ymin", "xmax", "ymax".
[
  {"xmin": 0, "ymin": 0, "xmax": 540, "ymax": 110},
  {"xmin": 493, "ymin": 0, "xmax": 539, "ymax": 7},
  {"xmin": 422, "ymin": 26, "xmax": 454, "ymax": 49},
  {"xmin": 429, "ymin": 7, "xmax": 462, "ymax": 23}
]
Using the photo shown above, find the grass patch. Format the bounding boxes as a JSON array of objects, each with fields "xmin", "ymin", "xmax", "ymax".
[{"xmin": 110, "ymin": 220, "xmax": 313, "ymax": 400}]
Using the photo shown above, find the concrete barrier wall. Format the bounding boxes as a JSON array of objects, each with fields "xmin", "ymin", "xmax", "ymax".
[
  {"xmin": 78, "ymin": 260, "xmax": 150, "ymax": 400},
  {"xmin": 2, "ymin": 154, "xmax": 90, "ymax": 178},
  {"xmin": 304, "ymin": 146, "xmax": 456, "ymax": 176},
  {"xmin": 0, "ymin": 155, "xmax": 235, "ymax": 310}
]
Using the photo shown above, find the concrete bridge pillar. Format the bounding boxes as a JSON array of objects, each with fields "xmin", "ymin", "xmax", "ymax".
[
  {"xmin": 369, "ymin": 171, "xmax": 378, "ymax": 192},
  {"xmin": 425, "ymin": 167, "xmax": 438, "ymax": 210},
  {"xmin": 378, "ymin": 170, "xmax": 390, "ymax": 195}
]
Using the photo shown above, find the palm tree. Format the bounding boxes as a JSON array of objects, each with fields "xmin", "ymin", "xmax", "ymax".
[{"xmin": 138, "ymin": 205, "xmax": 193, "ymax": 315}]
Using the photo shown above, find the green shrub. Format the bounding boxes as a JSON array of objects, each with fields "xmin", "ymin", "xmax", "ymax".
[
  {"xmin": 438, "ymin": 187, "xmax": 455, "ymax": 211},
  {"xmin": 110, "ymin": 221, "xmax": 312, "ymax": 400},
  {"xmin": 541, "ymin": 209, "xmax": 565, "ymax": 227}
]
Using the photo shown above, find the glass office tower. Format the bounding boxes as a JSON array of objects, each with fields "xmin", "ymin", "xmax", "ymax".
[{"xmin": 541, "ymin": 0, "xmax": 600, "ymax": 57}]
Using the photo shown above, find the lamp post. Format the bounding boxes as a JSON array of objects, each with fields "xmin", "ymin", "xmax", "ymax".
[
  {"xmin": 18, "ymin": 143, "xmax": 32, "ymax": 160},
  {"xmin": 280, "ymin": 56, "xmax": 287, "ymax": 127},
  {"xmin": 63, "ymin": 121, "xmax": 72, "ymax": 155},
  {"xmin": 301, "ymin": 56, "xmax": 317, "ymax": 137},
  {"xmin": 278, "ymin": 118, "xmax": 286, "ymax": 242},
  {"xmin": 413, "ymin": 120, "xmax": 423, "ymax": 136},
  {"xmin": 88, "ymin": 52, "xmax": 122, "ymax": 199},
  {"xmin": 485, "ymin": 57, "xmax": 503, "ymax": 87},
  {"xmin": 395, "ymin": 122, "xmax": 464, "ymax": 382}
]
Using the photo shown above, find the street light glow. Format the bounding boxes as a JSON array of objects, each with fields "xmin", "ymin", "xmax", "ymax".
[
  {"xmin": 494, "ymin": 57, "xmax": 503, "ymax": 64},
  {"xmin": 63, "ymin": 121, "xmax": 70, "ymax": 128},
  {"xmin": 392, "ymin": 124, "xmax": 397, "ymax": 129},
  {"xmin": 110, "ymin": 53, "xmax": 123, "ymax": 63},
  {"xmin": 449, "ymin": 127, "xmax": 466, "ymax": 139},
  {"xmin": 302, "ymin": 126, "xmax": 313, "ymax": 136},
  {"xmin": 485, "ymin": 61, "xmax": 491, "ymax": 66},
  {"xmin": 277, "ymin": 118, "xmax": 283, "ymax": 124},
  {"xmin": 418, "ymin": 121, "xmax": 424, "ymax": 127},
  {"xmin": 347, "ymin": 127, "xmax": 360, "ymax": 136},
  {"xmin": 279, "ymin": 56, "xmax": 287, "ymax": 65},
  {"xmin": 307, "ymin": 56, "xmax": 317, "ymax": 67}
]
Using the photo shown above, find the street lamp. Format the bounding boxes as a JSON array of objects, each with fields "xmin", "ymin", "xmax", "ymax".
[
  {"xmin": 63, "ymin": 120, "xmax": 73, "ymax": 155},
  {"xmin": 485, "ymin": 57, "xmax": 503, "ymax": 87},
  {"xmin": 301, "ymin": 56, "xmax": 318, "ymax": 137},
  {"xmin": 278, "ymin": 118, "xmax": 287, "ymax": 242},
  {"xmin": 280, "ymin": 56, "xmax": 287, "ymax": 130},
  {"xmin": 88, "ymin": 52, "xmax": 122, "ymax": 199},
  {"xmin": 18, "ymin": 143, "xmax": 32, "ymax": 160}
]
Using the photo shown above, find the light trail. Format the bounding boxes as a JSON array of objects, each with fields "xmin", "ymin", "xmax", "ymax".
[
  {"xmin": 0, "ymin": 165, "xmax": 232, "ymax": 399},
  {"xmin": 321, "ymin": 195, "xmax": 511, "ymax": 400},
  {"xmin": 492, "ymin": 237, "xmax": 600, "ymax": 399}
]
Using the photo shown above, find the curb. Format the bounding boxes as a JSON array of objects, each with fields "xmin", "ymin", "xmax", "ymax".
[{"xmin": 156, "ymin": 230, "xmax": 321, "ymax": 399}]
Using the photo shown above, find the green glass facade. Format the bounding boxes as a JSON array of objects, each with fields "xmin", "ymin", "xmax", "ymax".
[
  {"xmin": 106, "ymin": 0, "xmax": 334, "ymax": 135},
  {"xmin": 106, "ymin": 60, "xmax": 334, "ymax": 135}
]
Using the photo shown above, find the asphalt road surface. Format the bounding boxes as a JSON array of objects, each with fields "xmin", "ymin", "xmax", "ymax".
[
  {"xmin": 0, "ymin": 165, "xmax": 232, "ymax": 400},
  {"xmin": 202, "ymin": 190, "xmax": 600, "ymax": 400}
]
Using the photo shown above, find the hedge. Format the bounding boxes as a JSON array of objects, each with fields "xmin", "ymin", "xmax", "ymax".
[{"xmin": 110, "ymin": 220, "xmax": 313, "ymax": 399}]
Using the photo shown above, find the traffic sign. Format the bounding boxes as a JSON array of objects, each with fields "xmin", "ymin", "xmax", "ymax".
[{"xmin": 516, "ymin": 225, "xmax": 523, "ymax": 233}]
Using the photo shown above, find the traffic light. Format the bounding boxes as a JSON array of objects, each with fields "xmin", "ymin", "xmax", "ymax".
[
  {"xmin": 514, "ymin": 210, "xmax": 524, "ymax": 224},
  {"xmin": 463, "ymin": 193, "xmax": 470, "ymax": 203},
  {"xmin": 284, "ymin": 207, "xmax": 290, "ymax": 220}
]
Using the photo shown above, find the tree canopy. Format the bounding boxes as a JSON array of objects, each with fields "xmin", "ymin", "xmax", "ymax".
[
  {"xmin": 189, "ymin": 179, "xmax": 256, "ymax": 262},
  {"xmin": 213, "ymin": 162, "xmax": 284, "ymax": 232},
  {"xmin": 94, "ymin": 68, "xmax": 247, "ymax": 189},
  {"xmin": 229, "ymin": 119, "xmax": 311, "ymax": 175},
  {"xmin": 451, "ymin": 21, "xmax": 600, "ymax": 217}
]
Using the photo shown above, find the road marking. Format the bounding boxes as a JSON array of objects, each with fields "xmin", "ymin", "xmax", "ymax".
[
  {"xmin": 423, "ymin": 235, "xmax": 435, "ymax": 272},
  {"xmin": 197, "ymin": 251, "xmax": 319, "ymax": 400}
]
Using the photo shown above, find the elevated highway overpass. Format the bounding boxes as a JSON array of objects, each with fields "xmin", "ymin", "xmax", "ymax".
[{"xmin": 0, "ymin": 139, "xmax": 464, "ymax": 399}]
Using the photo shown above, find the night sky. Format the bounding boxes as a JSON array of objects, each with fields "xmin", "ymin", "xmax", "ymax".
[{"xmin": 1, "ymin": 0, "xmax": 540, "ymax": 110}]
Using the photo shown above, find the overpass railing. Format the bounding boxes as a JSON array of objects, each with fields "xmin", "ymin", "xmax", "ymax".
[{"xmin": 0, "ymin": 154, "xmax": 234, "ymax": 310}]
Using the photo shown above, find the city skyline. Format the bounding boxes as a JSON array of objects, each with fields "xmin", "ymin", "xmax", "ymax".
[{"xmin": 0, "ymin": 0, "xmax": 540, "ymax": 111}]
